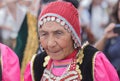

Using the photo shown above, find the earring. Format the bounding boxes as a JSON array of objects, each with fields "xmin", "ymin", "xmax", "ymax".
[
  {"xmin": 74, "ymin": 43, "xmax": 78, "ymax": 49},
  {"xmin": 40, "ymin": 44, "xmax": 44, "ymax": 52}
]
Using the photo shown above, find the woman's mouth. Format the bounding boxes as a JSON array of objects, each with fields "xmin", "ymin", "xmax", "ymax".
[{"xmin": 47, "ymin": 50, "xmax": 61, "ymax": 55}]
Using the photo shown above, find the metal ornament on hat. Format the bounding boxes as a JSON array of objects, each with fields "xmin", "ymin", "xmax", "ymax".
[{"xmin": 38, "ymin": 15, "xmax": 81, "ymax": 48}]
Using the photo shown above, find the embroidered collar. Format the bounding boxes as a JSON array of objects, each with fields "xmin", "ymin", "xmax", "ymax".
[{"xmin": 64, "ymin": 49, "xmax": 78, "ymax": 59}]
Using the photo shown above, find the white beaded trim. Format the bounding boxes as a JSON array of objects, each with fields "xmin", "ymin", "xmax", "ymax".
[
  {"xmin": 38, "ymin": 21, "xmax": 43, "ymax": 27},
  {"xmin": 43, "ymin": 18, "xmax": 47, "ymax": 23},
  {"xmin": 47, "ymin": 17, "xmax": 51, "ymax": 21},
  {"xmin": 56, "ymin": 18, "xmax": 61, "ymax": 23},
  {"xmin": 38, "ymin": 13, "xmax": 81, "ymax": 47},
  {"xmin": 51, "ymin": 16, "xmax": 55, "ymax": 21},
  {"xmin": 61, "ymin": 21, "xmax": 66, "ymax": 26}
]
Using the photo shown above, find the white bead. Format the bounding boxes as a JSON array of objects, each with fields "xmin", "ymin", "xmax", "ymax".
[
  {"xmin": 64, "ymin": 25, "xmax": 69, "ymax": 30},
  {"xmin": 47, "ymin": 17, "xmax": 51, "ymax": 21},
  {"xmin": 56, "ymin": 18, "xmax": 60, "ymax": 23},
  {"xmin": 38, "ymin": 21, "xmax": 43, "ymax": 28},
  {"xmin": 51, "ymin": 17, "xmax": 55, "ymax": 21},
  {"xmin": 43, "ymin": 18, "xmax": 47, "ymax": 23},
  {"xmin": 72, "ymin": 35, "xmax": 75, "ymax": 40},
  {"xmin": 68, "ymin": 28, "xmax": 71, "ymax": 33},
  {"xmin": 61, "ymin": 21, "xmax": 65, "ymax": 26},
  {"xmin": 38, "ymin": 21, "xmax": 43, "ymax": 26},
  {"xmin": 74, "ymin": 39, "xmax": 78, "ymax": 43}
]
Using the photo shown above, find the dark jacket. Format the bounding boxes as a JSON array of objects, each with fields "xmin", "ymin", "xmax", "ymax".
[{"xmin": 31, "ymin": 45, "xmax": 98, "ymax": 81}]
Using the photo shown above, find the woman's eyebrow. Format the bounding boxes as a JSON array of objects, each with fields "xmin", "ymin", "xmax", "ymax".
[{"xmin": 39, "ymin": 30, "xmax": 46, "ymax": 33}]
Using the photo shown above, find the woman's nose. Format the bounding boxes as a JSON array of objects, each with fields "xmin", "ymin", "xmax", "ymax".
[{"xmin": 47, "ymin": 35, "xmax": 57, "ymax": 48}]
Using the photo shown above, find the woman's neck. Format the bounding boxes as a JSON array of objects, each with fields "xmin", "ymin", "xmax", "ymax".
[{"xmin": 52, "ymin": 49, "xmax": 78, "ymax": 65}]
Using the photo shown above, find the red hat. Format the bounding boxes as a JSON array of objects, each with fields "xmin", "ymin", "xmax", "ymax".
[{"xmin": 38, "ymin": 1, "xmax": 81, "ymax": 47}]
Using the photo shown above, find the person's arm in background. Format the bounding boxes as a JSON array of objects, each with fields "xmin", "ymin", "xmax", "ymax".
[
  {"xmin": 0, "ymin": 43, "xmax": 20, "ymax": 81},
  {"xmin": 94, "ymin": 51, "xmax": 120, "ymax": 81},
  {"xmin": 24, "ymin": 63, "xmax": 32, "ymax": 81},
  {"xmin": 94, "ymin": 23, "xmax": 118, "ymax": 51}
]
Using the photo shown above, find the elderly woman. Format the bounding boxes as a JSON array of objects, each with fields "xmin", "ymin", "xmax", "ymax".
[
  {"xmin": 0, "ymin": 43, "xmax": 20, "ymax": 81},
  {"xmin": 24, "ymin": 1, "xmax": 119, "ymax": 81}
]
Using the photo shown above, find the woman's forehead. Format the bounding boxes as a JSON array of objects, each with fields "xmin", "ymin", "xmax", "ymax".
[{"xmin": 40, "ymin": 21, "xmax": 67, "ymax": 31}]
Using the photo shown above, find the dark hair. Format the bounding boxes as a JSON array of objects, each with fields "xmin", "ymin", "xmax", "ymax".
[
  {"xmin": 63, "ymin": 0, "xmax": 79, "ymax": 8},
  {"xmin": 111, "ymin": 0, "xmax": 120, "ymax": 23},
  {"xmin": 40, "ymin": 0, "xmax": 79, "ymax": 9},
  {"xmin": 41, "ymin": 0, "xmax": 56, "ymax": 4}
]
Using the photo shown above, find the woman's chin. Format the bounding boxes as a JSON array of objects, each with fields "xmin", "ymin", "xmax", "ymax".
[
  {"xmin": 47, "ymin": 50, "xmax": 63, "ymax": 60},
  {"xmin": 51, "ymin": 57, "xmax": 62, "ymax": 60},
  {"xmin": 50, "ymin": 54, "xmax": 63, "ymax": 60}
]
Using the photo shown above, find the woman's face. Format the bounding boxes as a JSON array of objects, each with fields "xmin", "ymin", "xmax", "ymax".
[
  {"xmin": 39, "ymin": 21, "xmax": 74, "ymax": 60},
  {"xmin": 118, "ymin": 2, "xmax": 120, "ymax": 21}
]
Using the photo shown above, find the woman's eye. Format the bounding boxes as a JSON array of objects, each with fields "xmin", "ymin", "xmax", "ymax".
[
  {"xmin": 57, "ymin": 31, "xmax": 62, "ymax": 34},
  {"xmin": 40, "ymin": 32, "xmax": 48, "ymax": 37},
  {"xmin": 56, "ymin": 31, "xmax": 63, "ymax": 35}
]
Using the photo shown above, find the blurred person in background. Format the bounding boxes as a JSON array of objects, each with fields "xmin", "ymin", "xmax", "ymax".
[
  {"xmin": 0, "ymin": 0, "xmax": 29, "ymax": 49},
  {"xmin": 0, "ymin": 0, "xmax": 14, "ymax": 48},
  {"xmin": 0, "ymin": 1, "xmax": 30, "ymax": 80},
  {"xmin": 0, "ymin": 1, "xmax": 4, "ymax": 43},
  {"xmin": 0, "ymin": 0, "xmax": 32, "ymax": 72},
  {"xmin": 20, "ymin": 0, "xmax": 41, "ymax": 81},
  {"xmin": 14, "ymin": 0, "xmax": 33, "ymax": 67},
  {"xmin": 106, "ymin": 0, "xmax": 118, "ymax": 16},
  {"xmin": 12, "ymin": 0, "xmax": 39, "ymax": 80},
  {"xmin": 78, "ymin": 0, "xmax": 95, "ymax": 44},
  {"xmin": 88, "ymin": 0, "xmax": 109, "ymax": 42},
  {"xmin": 95, "ymin": 0, "xmax": 120, "ymax": 77},
  {"xmin": 0, "ymin": 43, "xmax": 20, "ymax": 81},
  {"xmin": 6, "ymin": 0, "xmax": 30, "ymax": 49},
  {"xmin": 0, "ymin": 0, "xmax": 4, "ymax": 43}
]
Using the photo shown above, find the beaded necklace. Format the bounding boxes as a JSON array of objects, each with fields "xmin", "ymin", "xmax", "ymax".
[{"xmin": 41, "ymin": 49, "xmax": 83, "ymax": 81}]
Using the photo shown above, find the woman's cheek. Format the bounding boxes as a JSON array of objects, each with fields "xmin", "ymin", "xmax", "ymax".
[
  {"xmin": 57, "ymin": 38, "xmax": 69, "ymax": 47},
  {"xmin": 40, "ymin": 39, "xmax": 47, "ymax": 48}
]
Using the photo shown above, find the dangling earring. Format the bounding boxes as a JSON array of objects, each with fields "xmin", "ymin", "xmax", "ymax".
[
  {"xmin": 74, "ymin": 43, "xmax": 78, "ymax": 49},
  {"xmin": 39, "ymin": 44, "xmax": 44, "ymax": 52}
]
